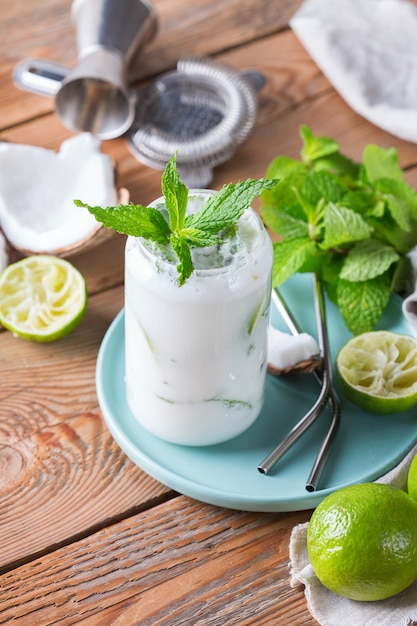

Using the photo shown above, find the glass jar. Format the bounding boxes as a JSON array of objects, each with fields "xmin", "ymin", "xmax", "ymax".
[{"xmin": 124, "ymin": 189, "xmax": 273, "ymax": 445}]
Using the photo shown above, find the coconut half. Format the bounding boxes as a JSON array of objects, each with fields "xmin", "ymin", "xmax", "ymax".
[{"xmin": 0, "ymin": 134, "xmax": 126, "ymax": 256}]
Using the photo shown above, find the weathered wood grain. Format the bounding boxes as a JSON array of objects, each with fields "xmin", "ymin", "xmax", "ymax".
[
  {"xmin": 0, "ymin": 286, "xmax": 170, "ymax": 571},
  {"xmin": 0, "ymin": 496, "xmax": 314, "ymax": 625}
]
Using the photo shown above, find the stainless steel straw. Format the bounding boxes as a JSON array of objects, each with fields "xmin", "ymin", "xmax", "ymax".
[
  {"xmin": 305, "ymin": 277, "xmax": 341, "ymax": 491},
  {"xmin": 257, "ymin": 275, "xmax": 341, "ymax": 491}
]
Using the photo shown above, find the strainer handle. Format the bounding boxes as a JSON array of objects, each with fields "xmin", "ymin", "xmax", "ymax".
[{"xmin": 13, "ymin": 59, "xmax": 70, "ymax": 97}]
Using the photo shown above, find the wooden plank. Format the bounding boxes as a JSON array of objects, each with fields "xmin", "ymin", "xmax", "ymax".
[
  {"xmin": 0, "ymin": 286, "xmax": 171, "ymax": 571},
  {"xmin": 133, "ymin": 0, "xmax": 304, "ymax": 81},
  {"xmin": 0, "ymin": 0, "xmax": 72, "ymax": 117},
  {"xmin": 67, "ymin": 232, "xmax": 127, "ymax": 295},
  {"xmin": 0, "ymin": 496, "xmax": 315, "ymax": 625},
  {"xmin": 0, "ymin": 0, "xmax": 303, "ymax": 130}
]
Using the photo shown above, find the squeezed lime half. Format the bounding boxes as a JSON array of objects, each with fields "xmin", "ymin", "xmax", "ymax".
[
  {"xmin": 336, "ymin": 330, "xmax": 417, "ymax": 414},
  {"xmin": 0, "ymin": 255, "xmax": 87, "ymax": 342}
]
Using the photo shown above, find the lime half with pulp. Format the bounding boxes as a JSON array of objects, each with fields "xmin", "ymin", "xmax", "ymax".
[
  {"xmin": 0, "ymin": 255, "xmax": 87, "ymax": 342},
  {"xmin": 336, "ymin": 330, "xmax": 417, "ymax": 414}
]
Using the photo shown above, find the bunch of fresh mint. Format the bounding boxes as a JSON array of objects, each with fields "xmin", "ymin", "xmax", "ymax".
[
  {"xmin": 260, "ymin": 125, "xmax": 417, "ymax": 335},
  {"xmin": 75, "ymin": 155, "xmax": 275, "ymax": 285}
]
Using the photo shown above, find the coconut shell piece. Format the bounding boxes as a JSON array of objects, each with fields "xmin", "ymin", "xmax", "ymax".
[{"xmin": 267, "ymin": 356, "xmax": 323, "ymax": 377}]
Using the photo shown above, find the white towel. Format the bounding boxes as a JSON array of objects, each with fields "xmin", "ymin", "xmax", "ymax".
[{"xmin": 290, "ymin": 0, "xmax": 417, "ymax": 143}]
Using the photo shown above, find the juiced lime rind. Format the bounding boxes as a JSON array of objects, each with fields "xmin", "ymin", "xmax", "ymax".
[
  {"xmin": 407, "ymin": 453, "xmax": 417, "ymax": 501},
  {"xmin": 336, "ymin": 330, "xmax": 417, "ymax": 414},
  {"xmin": 0, "ymin": 255, "xmax": 87, "ymax": 342},
  {"xmin": 307, "ymin": 483, "xmax": 417, "ymax": 601}
]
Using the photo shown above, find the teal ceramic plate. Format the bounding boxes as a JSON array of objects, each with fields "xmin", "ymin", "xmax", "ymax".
[{"xmin": 96, "ymin": 274, "xmax": 417, "ymax": 512}]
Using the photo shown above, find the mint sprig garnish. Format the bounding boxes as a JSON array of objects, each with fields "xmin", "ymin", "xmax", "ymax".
[
  {"xmin": 75, "ymin": 155, "xmax": 276, "ymax": 285},
  {"xmin": 260, "ymin": 125, "xmax": 417, "ymax": 335}
]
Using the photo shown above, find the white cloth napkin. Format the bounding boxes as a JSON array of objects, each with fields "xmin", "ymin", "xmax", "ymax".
[
  {"xmin": 290, "ymin": 0, "xmax": 417, "ymax": 144},
  {"xmin": 289, "ymin": 444, "xmax": 417, "ymax": 626}
]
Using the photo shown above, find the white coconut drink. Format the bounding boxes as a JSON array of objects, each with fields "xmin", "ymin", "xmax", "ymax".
[
  {"xmin": 124, "ymin": 190, "xmax": 273, "ymax": 445},
  {"xmin": 78, "ymin": 156, "xmax": 276, "ymax": 445}
]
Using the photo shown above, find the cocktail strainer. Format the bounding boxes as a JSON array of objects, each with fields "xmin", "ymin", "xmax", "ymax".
[{"xmin": 126, "ymin": 56, "xmax": 264, "ymax": 187}]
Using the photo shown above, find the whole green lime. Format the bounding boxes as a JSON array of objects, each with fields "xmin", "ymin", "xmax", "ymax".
[
  {"xmin": 307, "ymin": 483, "xmax": 417, "ymax": 601},
  {"xmin": 407, "ymin": 453, "xmax": 417, "ymax": 501}
]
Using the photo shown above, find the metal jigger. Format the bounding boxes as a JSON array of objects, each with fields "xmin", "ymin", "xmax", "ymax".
[
  {"xmin": 12, "ymin": 0, "xmax": 157, "ymax": 140},
  {"xmin": 53, "ymin": 0, "xmax": 157, "ymax": 139}
]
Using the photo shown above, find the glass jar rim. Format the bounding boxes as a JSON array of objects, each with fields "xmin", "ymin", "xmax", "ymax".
[{"xmin": 133, "ymin": 202, "xmax": 266, "ymax": 279}]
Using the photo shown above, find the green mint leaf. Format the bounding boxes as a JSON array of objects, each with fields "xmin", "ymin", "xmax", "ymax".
[
  {"xmin": 368, "ymin": 199, "xmax": 385, "ymax": 219},
  {"xmin": 371, "ymin": 217, "xmax": 417, "ymax": 255},
  {"xmin": 272, "ymin": 238, "xmax": 318, "ymax": 286},
  {"xmin": 391, "ymin": 255, "xmax": 413, "ymax": 293},
  {"xmin": 180, "ymin": 227, "xmax": 219, "ymax": 248},
  {"xmin": 300, "ymin": 125, "xmax": 339, "ymax": 162},
  {"xmin": 261, "ymin": 171, "xmax": 308, "ymax": 222},
  {"xmin": 261, "ymin": 205, "xmax": 309, "ymax": 240},
  {"xmin": 262, "ymin": 157, "xmax": 307, "ymax": 209},
  {"xmin": 376, "ymin": 177, "xmax": 417, "ymax": 229},
  {"xmin": 340, "ymin": 239, "xmax": 399, "ymax": 282},
  {"xmin": 340, "ymin": 189, "xmax": 377, "ymax": 214},
  {"xmin": 74, "ymin": 200, "xmax": 171, "ymax": 244},
  {"xmin": 170, "ymin": 232, "xmax": 193, "ymax": 286},
  {"xmin": 303, "ymin": 171, "xmax": 348, "ymax": 205},
  {"xmin": 320, "ymin": 203, "xmax": 373, "ymax": 249},
  {"xmin": 185, "ymin": 178, "xmax": 276, "ymax": 234},
  {"xmin": 161, "ymin": 154, "xmax": 188, "ymax": 232},
  {"xmin": 321, "ymin": 254, "xmax": 345, "ymax": 285},
  {"xmin": 312, "ymin": 151, "xmax": 360, "ymax": 179},
  {"xmin": 291, "ymin": 185, "xmax": 316, "ymax": 223},
  {"xmin": 264, "ymin": 155, "xmax": 306, "ymax": 180},
  {"xmin": 336, "ymin": 273, "xmax": 391, "ymax": 334},
  {"xmin": 297, "ymin": 251, "xmax": 335, "ymax": 277},
  {"xmin": 380, "ymin": 189, "xmax": 411, "ymax": 232},
  {"xmin": 362, "ymin": 145, "xmax": 403, "ymax": 183}
]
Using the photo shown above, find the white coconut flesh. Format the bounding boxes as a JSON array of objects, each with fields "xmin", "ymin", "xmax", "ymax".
[
  {"xmin": 0, "ymin": 134, "xmax": 118, "ymax": 255},
  {"xmin": 267, "ymin": 325, "xmax": 320, "ymax": 371}
]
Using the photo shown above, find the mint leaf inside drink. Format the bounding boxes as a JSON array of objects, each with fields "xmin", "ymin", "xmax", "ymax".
[{"xmin": 76, "ymin": 155, "xmax": 276, "ymax": 286}]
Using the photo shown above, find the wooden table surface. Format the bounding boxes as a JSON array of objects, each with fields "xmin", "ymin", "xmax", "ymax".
[{"xmin": 2, "ymin": 1, "xmax": 417, "ymax": 624}]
